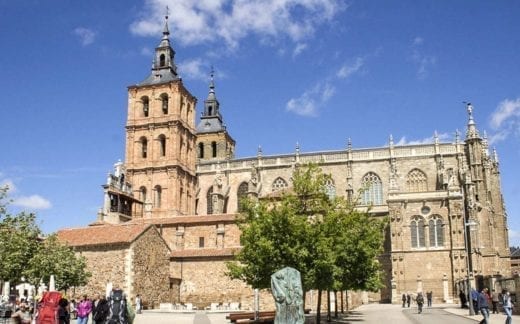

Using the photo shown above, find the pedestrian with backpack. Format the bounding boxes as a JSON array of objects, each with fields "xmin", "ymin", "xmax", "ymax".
[
  {"xmin": 76, "ymin": 295, "xmax": 92, "ymax": 324},
  {"xmin": 416, "ymin": 292, "xmax": 424, "ymax": 314},
  {"xmin": 107, "ymin": 288, "xmax": 134, "ymax": 324},
  {"xmin": 92, "ymin": 294, "xmax": 109, "ymax": 324}
]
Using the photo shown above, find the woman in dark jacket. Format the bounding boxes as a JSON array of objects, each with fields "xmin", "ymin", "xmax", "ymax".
[{"xmin": 58, "ymin": 298, "xmax": 70, "ymax": 324}]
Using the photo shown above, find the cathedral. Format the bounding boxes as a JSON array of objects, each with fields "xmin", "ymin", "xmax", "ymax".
[{"xmin": 57, "ymin": 16, "xmax": 511, "ymax": 309}]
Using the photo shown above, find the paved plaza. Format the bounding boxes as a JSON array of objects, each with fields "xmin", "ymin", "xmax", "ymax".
[{"xmin": 67, "ymin": 303, "xmax": 520, "ymax": 324}]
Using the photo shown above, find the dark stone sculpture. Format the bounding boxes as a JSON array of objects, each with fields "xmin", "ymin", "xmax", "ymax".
[{"xmin": 271, "ymin": 267, "xmax": 304, "ymax": 324}]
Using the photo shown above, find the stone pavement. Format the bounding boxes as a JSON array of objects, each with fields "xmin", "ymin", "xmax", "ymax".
[{"xmin": 68, "ymin": 303, "xmax": 519, "ymax": 323}]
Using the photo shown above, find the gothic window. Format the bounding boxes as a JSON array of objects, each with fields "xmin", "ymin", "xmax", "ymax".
[
  {"xmin": 272, "ymin": 177, "xmax": 288, "ymax": 192},
  {"xmin": 140, "ymin": 137, "xmax": 148, "ymax": 158},
  {"xmin": 141, "ymin": 96, "xmax": 149, "ymax": 117},
  {"xmin": 324, "ymin": 179, "xmax": 336, "ymax": 200},
  {"xmin": 428, "ymin": 215, "xmax": 444, "ymax": 247},
  {"xmin": 154, "ymin": 185, "xmax": 162, "ymax": 208},
  {"xmin": 407, "ymin": 168, "xmax": 428, "ymax": 192},
  {"xmin": 207, "ymin": 187, "xmax": 213, "ymax": 215},
  {"xmin": 212, "ymin": 141, "xmax": 217, "ymax": 158},
  {"xmin": 198, "ymin": 142, "xmax": 204, "ymax": 159},
  {"xmin": 237, "ymin": 182, "xmax": 248, "ymax": 212},
  {"xmin": 161, "ymin": 93, "xmax": 168, "ymax": 114},
  {"xmin": 410, "ymin": 216, "xmax": 426, "ymax": 248},
  {"xmin": 361, "ymin": 172, "xmax": 383, "ymax": 205},
  {"xmin": 199, "ymin": 237, "xmax": 204, "ymax": 248},
  {"xmin": 160, "ymin": 54, "xmax": 166, "ymax": 67},
  {"xmin": 139, "ymin": 186, "xmax": 147, "ymax": 203},
  {"xmin": 158, "ymin": 134, "xmax": 166, "ymax": 157}
]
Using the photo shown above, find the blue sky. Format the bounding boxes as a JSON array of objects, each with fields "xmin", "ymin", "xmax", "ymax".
[{"xmin": 1, "ymin": 1, "xmax": 519, "ymax": 244}]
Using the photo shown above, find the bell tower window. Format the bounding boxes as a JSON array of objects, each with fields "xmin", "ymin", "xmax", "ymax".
[
  {"xmin": 160, "ymin": 54, "xmax": 166, "ymax": 67},
  {"xmin": 161, "ymin": 93, "xmax": 168, "ymax": 114},
  {"xmin": 140, "ymin": 137, "xmax": 148, "ymax": 158},
  {"xmin": 158, "ymin": 135, "xmax": 166, "ymax": 157},
  {"xmin": 198, "ymin": 142, "xmax": 204, "ymax": 159},
  {"xmin": 141, "ymin": 96, "xmax": 149, "ymax": 117}
]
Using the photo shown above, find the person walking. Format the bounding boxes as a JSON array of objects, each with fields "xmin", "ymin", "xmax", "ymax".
[
  {"xmin": 135, "ymin": 294, "xmax": 142, "ymax": 314},
  {"xmin": 491, "ymin": 289, "xmax": 500, "ymax": 314},
  {"xmin": 426, "ymin": 291, "xmax": 432, "ymax": 307},
  {"xmin": 477, "ymin": 288, "xmax": 490, "ymax": 324},
  {"xmin": 406, "ymin": 294, "xmax": 411, "ymax": 308},
  {"xmin": 502, "ymin": 289, "xmax": 514, "ymax": 324},
  {"xmin": 416, "ymin": 292, "xmax": 425, "ymax": 314},
  {"xmin": 76, "ymin": 295, "xmax": 92, "ymax": 324},
  {"xmin": 459, "ymin": 290, "xmax": 468, "ymax": 308},
  {"xmin": 402, "ymin": 294, "xmax": 406, "ymax": 308},
  {"xmin": 92, "ymin": 293, "xmax": 109, "ymax": 324}
]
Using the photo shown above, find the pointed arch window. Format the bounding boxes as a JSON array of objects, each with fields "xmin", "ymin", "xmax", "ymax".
[
  {"xmin": 141, "ymin": 96, "xmax": 149, "ymax": 117},
  {"xmin": 237, "ymin": 182, "xmax": 248, "ymax": 212},
  {"xmin": 407, "ymin": 168, "xmax": 428, "ymax": 192},
  {"xmin": 160, "ymin": 93, "xmax": 168, "ymax": 114},
  {"xmin": 324, "ymin": 179, "xmax": 336, "ymax": 200},
  {"xmin": 272, "ymin": 177, "xmax": 288, "ymax": 192},
  {"xmin": 158, "ymin": 134, "xmax": 166, "ymax": 157},
  {"xmin": 207, "ymin": 187, "xmax": 213, "ymax": 215},
  {"xmin": 140, "ymin": 137, "xmax": 148, "ymax": 158},
  {"xmin": 154, "ymin": 185, "xmax": 162, "ymax": 208},
  {"xmin": 411, "ymin": 216, "xmax": 426, "ymax": 248},
  {"xmin": 361, "ymin": 172, "xmax": 383, "ymax": 205},
  {"xmin": 429, "ymin": 215, "xmax": 444, "ymax": 247},
  {"xmin": 212, "ymin": 141, "xmax": 217, "ymax": 158}
]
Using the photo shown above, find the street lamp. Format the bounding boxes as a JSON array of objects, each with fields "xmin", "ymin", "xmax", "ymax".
[{"xmin": 464, "ymin": 218, "xmax": 478, "ymax": 315}]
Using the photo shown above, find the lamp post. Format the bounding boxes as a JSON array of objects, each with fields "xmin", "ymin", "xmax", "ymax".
[{"xmin": 464, "ymin": 218, "xmax": 478, "ymax": 315}]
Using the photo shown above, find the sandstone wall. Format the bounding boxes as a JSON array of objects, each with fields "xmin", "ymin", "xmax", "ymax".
[{"xmin": 131, "ymin": 226, "xmax": 172, "ymax": 308}]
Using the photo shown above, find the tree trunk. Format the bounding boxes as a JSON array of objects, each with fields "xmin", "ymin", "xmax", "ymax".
[
  {"xmin": 340, "ymin": 290, "xmax": 344, "ymax": 313},
  {"xmin": 334, "ymin": 290, "xmax": 338, "ymax": 318},
  {"xmin": 327, "ymin": 289, "xmax": 331, "ymax": 322},
  {"xmin": 317, "ymin": 289, "xmax": 322, "ymax": 324}
]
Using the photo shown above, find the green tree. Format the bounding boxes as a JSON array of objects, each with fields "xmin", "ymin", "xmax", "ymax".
[
  {"xmin": 0, "ymin": 186, "xmax": 42, "ymax": 284},
  {"xmin": 24, "ymin": 234, "xmax": 91, "ymax": 291},
  {"xmin": 226, "ymin": 164, "xmax": 386, "ymax": 323}
]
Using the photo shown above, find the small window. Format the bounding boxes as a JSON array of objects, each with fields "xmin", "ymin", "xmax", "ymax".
[
  {"xmin": 141, "ymin": 137, "xmax": 148, "ymax": 158},
  {"xmin": 324, "ymin": 179, "xmax": 336, "ymax": 200},
  {"xmin": 411, "ymin": 216, "xmax": 426, "ymax": 248},
  {"xmin": 212, "ymin": 141, "xmax": 217, "ymax": 158},
  {"xmin": 140, "ymin": 186, "xmax": 147, "ymax": 203},
  {"xmin": 142, "ymin": 96, "xmax": 149, "ymax": 117},
  {"xmin": 160, "ymin": 54, "xmax": 166, "ymax": 67},
  {"xmin": 237, "ymin": 182, "xmax": 248, "ymax": 212},
  {"xmin": 154, "ymin": 185, "xmax": 162, "ymax": 208},
  {"xmin": 198, "ymin": 142, "xmax": 204, "ymax": 159},
  {"xmin": 207, "ymin": 187, "xmax": 213, "ymax": 215},
  {"xmin": 159, "ymin": 135, "xmax": 166, "ymax": 157},
  {"xmin": 199, "ymin": 237, "xmax": 204, "ymax": 248},
  {"xmin": 161, "ymin": 94, "xmax": 168, "ymax": 114},
  {"xmin": 429, "ymin": 215, "xmax": 444, "ymax": 247}
]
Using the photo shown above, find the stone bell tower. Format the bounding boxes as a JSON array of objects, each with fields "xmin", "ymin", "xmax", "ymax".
[{"xmin": 125, "ymin": 14, "xmax": 197, "ymax": 219}]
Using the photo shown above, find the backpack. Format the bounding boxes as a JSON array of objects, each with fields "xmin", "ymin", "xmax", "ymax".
[
  {"xmin": 107, "ymin": 289, "xmax": 128, "ymax": 324},
  {"xmin": 36, "ymin": 291, "xmax": 62, "ymax": 324}
]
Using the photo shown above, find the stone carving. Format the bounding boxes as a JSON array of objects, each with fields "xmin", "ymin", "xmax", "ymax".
[{"xmin": 271, "ymin": 267, "xmax": 304, "ymax": 324}]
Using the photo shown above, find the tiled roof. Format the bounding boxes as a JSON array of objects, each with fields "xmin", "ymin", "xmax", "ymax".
[
  {"xmin": 130, "ymin": 214, "xmax": 238, "ymax": 226},
  {"xmin": 57, "ymin": 223, "xmax": 153, "ymax": 247},
  {"xmin": 171, "ymin": 247, "xmax": 241, "ymax": 258}
]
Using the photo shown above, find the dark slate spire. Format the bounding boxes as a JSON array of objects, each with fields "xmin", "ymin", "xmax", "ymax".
[
  {"xmin": 138, "ymin": 11, "xmax": 179, "ymax": 86},
  {"xmin": 196, "ymin": 68, "xmax": 226, "ymax": 133}
]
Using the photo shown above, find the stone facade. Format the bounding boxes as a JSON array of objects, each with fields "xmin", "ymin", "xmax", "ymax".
[{"xmin": 65, "ymin": 16, "xmax": 510, "ymax": 310}]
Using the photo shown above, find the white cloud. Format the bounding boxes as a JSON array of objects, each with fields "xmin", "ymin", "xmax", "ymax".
[
  {"xmin": 292, "ymin": 43, "xmax": 308, "ymax": 57},
  {"xmin": 395, "ymin": 132, "xmax": 451, "ymax": 146},
  {"xmin": 286, "ymin": 82, "xmax": 335, "ymax": 117},
  {"xmin": 410, "ymin": 37, "xmax": 436, "ymax": 79},
  {"xmin": 12, "ymin": 195, "xmax": 52, "ymax": 210},
  {"xmin": 336, "ymin": 57, "xmax": 364, "ymax": 79},
  {"xmin": 488, "ymin": 98, "xmax": 520, "ymax": 144},
  {"xmin": 140, "ymin": 47, "xmax": 152, "ymax": 57},
  {"xmin": 179, "ymin": 58, "xmax": 208, "ymax": 81},
  {"xmin": 130, "ymin": 0, "xmax": 345, "ymax": 50},
  {"xmin": 73, "ymin": 27, "xmax": 96, "ymax": 46}
]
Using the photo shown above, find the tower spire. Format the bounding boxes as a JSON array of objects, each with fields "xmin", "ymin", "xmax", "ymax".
[{"xmin": 465, "ymin": 102, "xmax": 480, "ymax": 139}]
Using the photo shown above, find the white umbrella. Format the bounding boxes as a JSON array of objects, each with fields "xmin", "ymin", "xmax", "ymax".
[{"xmin": 49, "ymin": 275, "xmax": 55, "ymax": 291}]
